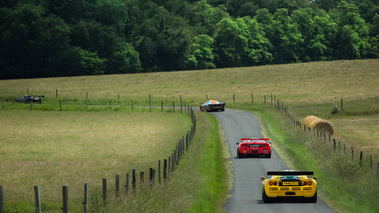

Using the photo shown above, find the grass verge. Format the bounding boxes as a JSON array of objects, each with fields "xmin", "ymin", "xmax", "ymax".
[
  {"xmin": 90, "ymin": 112, "xmax": 229, "ymax": 212},
  {"xmin": 247, "ymin": 106, "xmax": 378, "ymax": 213}
]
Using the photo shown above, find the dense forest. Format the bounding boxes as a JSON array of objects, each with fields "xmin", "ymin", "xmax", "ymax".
[{"xmin": 0, "ymin": 0, "xmax": 378, "ymax": 79}]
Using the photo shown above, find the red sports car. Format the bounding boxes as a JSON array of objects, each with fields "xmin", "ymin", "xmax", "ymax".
[{"xmin": 236, "ymin": 138, "xmax": 272, "ymax": 158}]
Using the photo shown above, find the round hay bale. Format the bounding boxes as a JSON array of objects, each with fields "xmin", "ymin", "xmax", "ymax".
[{"xmin": 301, "ymin": 115, "xmax": 334, "ymax": 135}]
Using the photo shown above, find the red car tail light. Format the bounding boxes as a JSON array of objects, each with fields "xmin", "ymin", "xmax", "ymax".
[
  {"xmin": 269, "ymin": 181, "xmax": 273, "ymax": 186},
  {"xmin": 273, "ymin": 182, "xmax": 277, "ymax": 186},
  {"xmin": 303, "ymin": 181, "xmax": 308, "ymax": 186},
  {"xmin": 308, "ymin": 181, "xmax": 312, "ymax": 186}
]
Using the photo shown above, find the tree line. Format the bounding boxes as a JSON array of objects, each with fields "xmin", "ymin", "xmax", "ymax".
[{"xmin": 0, "ymin": 0, "xmax": 378, "ymax": 79}]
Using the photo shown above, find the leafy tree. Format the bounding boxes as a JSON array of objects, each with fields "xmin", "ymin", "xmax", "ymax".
[
  {"xmin": 269, "ymin": 8, "xmax": 303, "ymax": 63},
  {"xmin": 331, "ymin": 1, "xmax": 369, "ymax": 59},
  {"xmin": 213, "ymin": 17, "xmax": 248, "ymax": 68},
  {"xmin": 106, "ymin": 42, "xmax": 141, "ymax": 74},
  {"xmin": 236, "ymin": 16, "xmax": 273, "ymax": 65},
  {"xmin": 185, "ymin": 34, "xmax": 216, "ymax": 69},
  {"xmin": 291, "ymin": 8, "xmax": 337, "ymax": 61}
]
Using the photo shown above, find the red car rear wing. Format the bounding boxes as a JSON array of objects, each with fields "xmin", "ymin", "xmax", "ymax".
[
  {"xmin": 241, "ymin": 138, "xmax": 269, "ymax": 141},
  {"xmin": 267, "ymin": 171, "xmax": 314, "ymax": 176}
]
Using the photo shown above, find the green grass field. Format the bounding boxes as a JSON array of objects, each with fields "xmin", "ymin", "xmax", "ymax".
[{"xmin": 0, "ymin": 59, "xmax": 378, "ymax": 212}]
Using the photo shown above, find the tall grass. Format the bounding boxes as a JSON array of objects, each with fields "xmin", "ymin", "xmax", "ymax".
[
  {"xmin": 249, "ymin": 106, "xmax": 378, "ymax": 213},
  {"xmin": 0, "ymin": 111, "xmax": 192, "ymax": 212},
  {"xmin": 87, "ymin": 112, "xmax": 228, "ymax": 213}
]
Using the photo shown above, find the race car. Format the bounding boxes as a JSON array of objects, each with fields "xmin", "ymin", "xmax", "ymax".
[
  {"xmin": 260, "ymin": 170, "xmax": 317, "ymax": 203},
  {"xmin": 200, "ymin": 100, "xmax": 226, "ymax": 112},
  {"xmin": 236, "ymin": 138, "xmax": 271, "ymax": 158},
  {"xmin": 13, "ymin": 95, "xmax": 44, "ymax": 104}
]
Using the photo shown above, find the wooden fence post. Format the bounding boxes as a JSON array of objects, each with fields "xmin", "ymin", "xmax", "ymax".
[
  {"xmin": 83, "ymin": 183, "xmax": 88, "ymax": 213},
  {"xmin": 158, "ymin": 161, "xmax": 161, "ymax": 184},
  {"xmin": 359, "ymin": 151, "xmax": 363, "ymax": 167},
  {"xmin": 0, "ymin": 185, "xmax": 3, "ymax": 213},
  {"xmin": 233, "ymin": 94, "xmax": 235, "ymax": 103},
  {"xmin": 351, "ymin": 147, "xmax": 354, "ymax": 160},
  {"xmin": 140, "ymin": 172, "xmax": 144, "ymax": 184},
  {"xmin": 34, "ymin": 186, "xmax": 41, "ymax": 213},
  {"xmin": 102, "ymin": 178, "xmax": 107, "ymax": 205},
  {"xmin": 264, "ymin": 95, "xmax": 266, "ymax": 105},
  {"xmin": 271, "ymin": 93, "xmax": 272, "ymax": 106},
  {"xmin": 132, "ymin": 169, "xmax": 136, "ymax": 191},
  {"xmin": 62, "ymin": 185, "xmax": 68, "ymax": 213},
  {"xmin": 56, "ymin": 89, "xmax": 58, "ymax": 97},
  {"xmin": 173, "ymin": 100, "xmax": 175, "ymax": 112},
  {"xmin": 333, "ymin": 139, "xmax": 336, "ymax": 151},
  {"xmin": 163, "ymin": 159, "xmax": 168, "ymax": 182},
  {"xmin": 251, "ymin": 94, "xmax": 254, "ymax": 103},
  {"xmin": 180, "ymin": 95, "xmax": 182, "ymax": 113}
]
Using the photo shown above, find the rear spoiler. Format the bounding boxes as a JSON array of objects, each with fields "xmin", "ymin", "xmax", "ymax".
[
  {"xmin": 241, "ymin": 138, "xmax": 269, "ymax": 141},
  {"xmin": 267, "ymin": 171, "xmax": 314, "ymax": 176}
]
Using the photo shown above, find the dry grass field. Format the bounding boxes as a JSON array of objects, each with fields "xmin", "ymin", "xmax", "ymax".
[
  {"xmin": 1, "ymin": 59, "xmax": 377, "ymax": 155},
  {"xmin": 0, "ymin": 59, "xmax": 378, "ymax": 211},
  {"xmin": 0, "ymin": 111, "xmax": 192, "ymax": 210}
]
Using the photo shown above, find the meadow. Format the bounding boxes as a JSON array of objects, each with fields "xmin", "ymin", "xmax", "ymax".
[{"xmin": 0, "ymin": 59, "xmax": 378, "ymax": 212}]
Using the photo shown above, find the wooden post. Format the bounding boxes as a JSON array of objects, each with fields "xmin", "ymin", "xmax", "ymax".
[
  {"xmin": 34, "ymin": 186, "xmax": 41, "ymax": 213},
  {"xmin": 264, "ymin": 95, "xmax": 266, "ymax": 105},
  {"xmin": 271, "ymin": 93, "xmax": 272, "ymax": 106},
  {"xmin": 158, "ymin": 161, "xmax": 161, "ymax": 184},
  {"xmin": 56, "ymin": 89, "xmax": 58, "ymax": 97},
  {"xmin": 173, "ymin": 100, "xmax": 175, "ymax": 112},
  {"xmin": 333, "ymin": 139, "xmax": 336, "ymax": 151},
  {"xmin": 115, "ymin": 174, "xmax": 120, "ymax": 197},
  {"xmin": 62, "ymin": 185, "xmax": 68, "ymax": 213},
  {"xmin": 83, "ymin": 183, "xmax": 88, "ymax": 213},
  {"xmin": 102, "ymin": 178, "xmax": 107, "ymax": 205},
  {"xmin": 233, "ymin": 94, "xmax": 235, "ymax": 103},
  {"xmin": 163, "ymin": 159, "xmax": 168, "ymax": 182},
  {"xmin": 251, "ymin": 94, "xmax": 254, "ymax": 103},
  {"xmin": 180, "ymin": 95, "xmax": 182, "ymax": 113},
  {"xmin": 149, "ymin": 168, "xmax": 153, "ymax": 183},
  {"xmin": 140, "ymin": 171, "xmax": 144, "ymax": 184},
  {"xmin": 0, "ymin": 185, "xmax": 3, "ymax": 213},
  {"xmin": 351, "ymin": 147, "xmax": 354, "ymax": 160},
  {"xmin": 359, "ymin": 151, "xmax": 363, "ymax": 166},
  {"xmin": 168, "ymin": 157, "xmax": 171, "ymax": 175},
  {"xmin": 132, "ymin": 169, "xmax": 136, "ymax": 191},
  {"xmin": 339, "ymin": 142, "xmax": 341, "ymax": 152},
  {"xmin": 206, "ymin": 95, "xmax": 209, "ymax": 100}
]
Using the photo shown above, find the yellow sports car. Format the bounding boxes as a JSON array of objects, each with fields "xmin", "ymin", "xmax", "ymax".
[{"xmin": 260, "ymin": 170, "xmax": 317, "ymax": 203}]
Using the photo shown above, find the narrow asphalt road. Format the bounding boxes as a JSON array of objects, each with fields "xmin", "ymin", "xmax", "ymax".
[{"xmin": 209, "ymin": 109, "xmax": 335, "ymax": 213}]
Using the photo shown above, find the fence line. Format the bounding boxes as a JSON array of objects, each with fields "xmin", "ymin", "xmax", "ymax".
[{"xmin": 0, "ymin": 106, "xmax": 196, "ymax": 212}]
